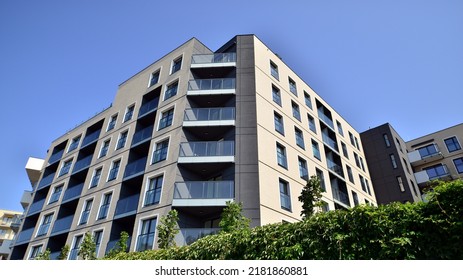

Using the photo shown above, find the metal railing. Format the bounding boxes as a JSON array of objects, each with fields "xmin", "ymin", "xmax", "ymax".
[
  {"xmin": 191, "ymin": 53, "xmax": 236, "ymax": 64},
  {"xmin": 174, "ymin": 181, "xmax": 234, "ymax": 199}
]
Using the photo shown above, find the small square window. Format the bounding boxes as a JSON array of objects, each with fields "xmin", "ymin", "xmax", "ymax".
[
  {"xmin": 29, "ymin": 245, "xmax": 43, "ymax": 260},
  {"xmin": 149, "ymin": 70, "xmax": 160, "ymax": 87},
  {"xmin": 37, "ymin": 213, "xmax": 53, "ymax": 236},
  {"xmin": 164, "ymin": 81, "xmax": 178, "ymax": 100},
  {"xmin": 454, "ymin": 158, "xmax": 463, "ymax": 173},
  {"xmin": 48, "ymin": 185, "xmax": 63, "ymax": 204},
  {"xmin": 171, "ymin": 56, "xmax": 182, "ymax": 74}
]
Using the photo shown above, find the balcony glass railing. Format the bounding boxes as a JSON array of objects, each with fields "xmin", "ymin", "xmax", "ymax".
[
  {"xmin": 425, "ymin": 165, "xmax": 449, "ymax": 180},
  {"xmin": 68, "ymin": 248, "xmax": 79, "ymax": 260},
  {"xmin": 50, "ymin": 215, "xmax": 74, "ymax": 235},
  {"xmin": 131, "ymin": 126, "xmax": 153, "ymax": 146},
  {"xmin": 123, "ymin": 157, "xmax": 147, "ymax": 179},
  {"xmin": 138, "ymin": 98, "xmax": 159, "ymax": 117},
  {"xmin": 27, "ymin": 199, "xmax": 46, "ymax": 216},
  {"xmin": 188, "ymin": 78, "xmax": 235, "ymax": 91},
  {"xmin": 114, "ymin": 194, "xmax": 140, "ymax": 217},
  {"xmin": 175, "ymin": 228, "xmax": 220, "ymax": 246},
  {"xmin": 327, "ymin": 159, "xmax": 344, "ymax": 177},
  {"xmin": 105, "ymin": 236, "xmax": 132, "ymax": 254},
  {"xmin": 179, "ymin": 141, "xmax": 234, "ymax": 157},
  {"xmin": 418, "ymin": 144, "xmax": 440, "ymax": 158},
  {"xmin": 136, "ymin": 233, "xmax": 155, "ymax": 252},
  {"xmin": 15, "ymin": 228, "xmax": 35, "ymax": 244},
  {"xmin": 72, "ymin": 155, "xmax": 93, "ymax": 174},
  {"xmin": 174, "ymin": 181, "xmax": 234, "ymax": 199},
  {"xmin": 81, "ymin": 129, "xmax": 101, "ymax": 147},
  {"xmin": 332, "ymin": 190, "xmax": 350, "ymax": 206},
  {"xmin": 48, "ymin": 150, "xmax": 64, "ymax": 164},
  {"xmin": 37, "ymin": 172, "xmax": 56, "ymax": 190},
  {"xmin": 184, "ymin": 107, "xmax": 235, "ymax": 122},
  {"xmin": 191, "ymin": 53, "xmax": 236, "ymax": 64},
  {"xmin": 62, "ymin": 183, "xmax": 84, "ymax": 202},
  {"xmin": 322, "ymin": 133, "xmax": 339, "ymax": 152},
  {"xmin": 317, "ymin": 109, "xmax": 334, "ymax": 130}
]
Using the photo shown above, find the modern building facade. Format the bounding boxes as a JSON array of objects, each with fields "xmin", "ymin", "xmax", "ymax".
[
  {"xmin": 10, "ymin": 35, "xmax": 377, "ymax": 259},
  {"xmin": 360, "ymin": 124, "xmax": 421, "ymax": 204},
  {"xmin": 0, "ymin": 209, "xmax": 22, "ymax": 260}
]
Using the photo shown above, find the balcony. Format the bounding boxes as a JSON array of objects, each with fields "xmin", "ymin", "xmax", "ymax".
[
  {"xmin": 183, "ymin": 107, "xmax": 235, "ymax": 127},
  {"xmin": 187, "ymin": 78, "xmax": 235, "ymax": 95},
  {"xmin": 50, "ymin": 215, "xmax": 74, "ymax": 236},
  {"xmin": 15, "ymin": 227, "xmax": 35, "ymax": 245},
  {"xmin": 317, "ymin": 109, "xmax": 334, "ymax": 130},
  {"xmin": 408, "ymin": 144, "xmax": 444, "ymax": 167},
  {"xmin": 105, "ymin": 236, "xmax": 132, "ymax": 255},
  {"xmin": 332, "ymin": 189, "xmax": 350, "ymax": 207},
  {"xmin": 327, "ymin": 159, "xmax": 344, "ymax": 178},
  {"xmin": 174, "ymin": 228, "xmax": 220, "ymax": 246},
  {"xmin": 414, "ymin": 164, "xmax": 452, "ymax": 186},
  {"xmin": 178, "ymin": 141, "xmax": 234, "ymax": 164},
  {"xmin": 123, "ymin": 157, "xmax": 147, "ymax": 180},
  {"xmin": 138, "ymin": 99, "xmax": 158, "ymax": 118},
  {"xmin": 131, "ymin": 126, "xmax": 153, "ymax": 147},
  {"xmin": 48, "ymin": 150, "xmax": 64, "ymax": 165},
  {"xmin": 114, "ymin": 194, "xmax": 140, "ymax": 219},
  {"xmin": 20, "ymin": 190, "xmax": 33, "ymax": 210},
  {"xmin": 81, "ymin": 129, "xmax": 101, "ymax": 148},
  {"xmin": 27, "ymin": 198, "xmax": 45, "ymax": 216},
  {"xmin": 10, "ymin": 215, "xmax": 23, "ymax": 232},
  {"xmin": 173, "ymin": 181, "xmax": 234, "ymax": 207},
  {"xmin": 322, "ymin": 133, "xmax": 339, "ymax": 152},
  {"xmin": 191, "ymin": 53, "xmax": 236, "ymax": 67},
  {"xmin": 62, "ymin": 183, "xmax": 84, "ymax": 203},
  {"xmin": 37, "ymin": 172, "xmax": 56, "ymax": 190},
  {"xmin": 71, "ymin": 155, "xmax": 93, "ymax": 174}
]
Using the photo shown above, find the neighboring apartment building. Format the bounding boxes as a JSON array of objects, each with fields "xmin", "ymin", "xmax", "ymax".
[
  {"xmin": 360, "ymin": 124, "xmax": 421, "ymax": 204},
  {"xmin": 10, "ymin": 35, "xmax": 376, "ymax": 259},
  {"xmin": 0, "ymin": 209, "xmax": 22, "ymax": 260},
  {"xmin": 361, "ymin": 123, "xmax": 463, "ymax": 205}
]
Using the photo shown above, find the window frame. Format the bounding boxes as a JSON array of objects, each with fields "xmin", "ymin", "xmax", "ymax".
[
  {"xmin": 68, "ymin": 135, "xmax": 81, "ymax": 153},
  {"xmin": 272, "ymin": 85, "xmax": 282, "ymax": 106},
  {"xmin": 298, "ymin": 157, "xmax": 309, "ymax": 181},
  {"xmin": 123, "ymin": 104, "xmax": 135, "ymax": 123},
  {"xmin": 90, "ymin": 167, "xmax": 103, "ymax": 188},
  {"xmin": 295, "ymin": 126, "xmax": 305, "ymax": 149},
  {"xmin": 276, "ymin": 142, "xmax": 288, "ymax": 169},
  {"xmin": 116, "ymin": 130, "xmax": 129, "ymax": 150},
  {"xmin": 270, "ymin": 60, "xmax": 279, "ymax": 80},
  {"xmin": 303, "ymin": 91, "xmax": 312, "ymax": 109},
  {"xmin": 453, "ymin": 157, "xmax": 463, "ymax": 174},
  {"xmin": 279, "ymin": 179, "xmax": 292, "ymax": 211},
  {"xmin": 158, "ymin": 107, "xmax": 175, "ymax": 130},
  {"xmin": 444, "ymin": 136, "xmax": 461, "ymax": 153},
  {"xmin": 48, "ymin": 184, "xmax": 64, "ymax": 204},
  {"xmin": 59, "ymin": 159, "xmax": 73, "ymax": 177},
  {"xmin": 97, "ymin": 192, "xmax": 113, "ymax": 220},
  {"xmin": 152, "ymin": 138, "xmax": 169, "ymax": 164},
  {"xmin": 79, "ymin": 198, "xmax": 94, "ymax": 225},
  {"xmin": 274, "ymin": 111, "xmax": 285, "ymax": 135},
  {"xmin": 107, "ymin": 159, "xmax": 121, "ymax": 182},
  {"xmin": 144, "ymin": 173, "xmax": 164, "ymax": 207},
  {"xmin": 288, "ymin": 77, "xmax": 297, "ymax": 96},
  {"xmin": 99, "ymin": 138, "xmax": 111, "ymax": 158},
  {"xmin": 107, "ymin": 114, "xmax": 118, "ymax": 131},
  {"xmin": 291, "ymin": 101, "xmax": 301, "ymax": 121},
  {"xmin": 136, "ymin": 215, "xmax": 158, "ymax": 252},
  {"xmin": 164, "ymin": 80, "xmax": 179, "ymax": 101},
  {"xmin": 170, "ymin": 55, "xmax": 183, "ymax": 74},
  {"xmin": 148, "ymin": 69, "xmax": 160, "ymax": 87}
]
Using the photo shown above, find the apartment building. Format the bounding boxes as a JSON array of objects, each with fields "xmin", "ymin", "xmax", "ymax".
[
  {"xmin": 0, "ymin": 209, "xmax": 22, "ymax": 260},
  {"xmin": 10, "ymin": 35, "xmax": 376, "ymax": 259}
]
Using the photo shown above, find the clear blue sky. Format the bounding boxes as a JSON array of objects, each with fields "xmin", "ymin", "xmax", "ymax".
[{"xmin": 1, "ymin": 0, "xmax": 462, "ymax": 211}]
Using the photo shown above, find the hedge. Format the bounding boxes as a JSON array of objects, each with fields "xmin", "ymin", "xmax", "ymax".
[{"xmin": 106, "ymin": 180, "xmax": 463, "ymax": 260}]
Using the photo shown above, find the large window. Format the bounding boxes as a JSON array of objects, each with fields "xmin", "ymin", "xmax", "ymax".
[
  {"xmin": 37, "ymin": 213, "xmax": 53, "ymax": 236},
  {"xmin": 137, "ymin": 217, "xmax": 157, "ymax": 251},
  {"xmin": 346, "ymin": 165, "xmax": 354, "ymax": 183},
  {"xmin": 124, "ymin": 105, "xmax": 135, "ymax": 122},
  {"xmin": 107, "ymin": 160, "xmax": 120, "ymax": 181},
  {"xmin": 417, "ymin": 144, "xmax": 438, "ymax": 158},
  {"xmin": 270, "ymin": 60, "xmax": 279, "ymax": 80},
  {"xmin": 49, "ymin": 185, "xmax": 63, "ymax": 204},
  {"xmin": 116, "ymin": 131, "xmax": 128, "ymax": 150},
  {"xmin": 69, "ymin": 235, "xmax": 83, "ymax": 260},
  {"xmin": 341, "ymin": 142, "xmax": 349, "ymax": 159},
  {"xmin": 99, "ymin": 139, "xmax": 110, "ymax": 158},
  {"xmin": 59, "ymin": 159, "xmax": 73, "ymax": 177},
  {"xmin": 94, "ymin": 230, "xmax": 103, "ymax": 258},
  {"xmin": 171, "ymin": 56, "xmax": 182, "ymax": 74},
  {"xmin": 149, "ymin": 70, "xmax": 160, "ymax": 87},
  {"xmin": 272, "ymin": 85, "xmax": 281, "ymax": 106},
  {"xmin": 97, "ymin": 193, "xmax": 112, "ymax": 220},
  {"xmin": 279, "ymin": 179, "xmax": 291, "ymax": 211},
  {"xmin": 90, "ymin": 167, "xmax": 102, "ymax": 188},
  {"xmin": 152, "ymin": 139, "xmax": 169, "ymax": 163},
  {"xmin": 316, "ymin": 168, "xmax": 326, "ymax": 191},
  {"xmin": 144, "ymin": 175, "xmax": 163, "ymax": 206},
  {"xmin": 298, "ymin": 157, "xmax": 308, "ymax": 181},
  {"xmin": 454, "ymin": 158, "xmax": 463, "ymax": 174},
  {"xmin": 274, "ymin": 112, "xmax": 285, "ymax": 135},
  {"xmin": 424, "ymin": 164, "xmax": 448, "ymax": 179},
  {"xmin": 291, "ymin": 101, "xmax": 301, "ymax": 121},
  {"xmin": 307, "ymin": 114, "xmax": 316, "ymax": 133},
  {"xmin": 295, "ymin": 127, "xmax": 305, "ymax": 149},
  {"xmin": 164, "ymin": 81, "xmax": 178, "ymax": 100},
  {"xmin": 288, "ymin": 77, "xmax": 297, "ymax": 96},
  {"xmin": 276, "ymin": 143, "xmax": 287, "ymax": 168},
  {"xmin": 79, "ymin": 199, "xmax": 93, "ymax": 225},
  {"xmin": 159, "ymin": 108, "xmax": 174, "ymax": 130},
  {"xmin": 444, "ymin": 136, "xmax": 461, "ymax": 153},
  {"xmin": 312, "ymin": 140, "xmax": 321, "ymax": 160}
]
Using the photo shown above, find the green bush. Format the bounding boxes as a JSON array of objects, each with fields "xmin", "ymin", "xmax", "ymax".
[{"xmin": 106, "ymin": 180, "xmax": 463, "ymax": 260}]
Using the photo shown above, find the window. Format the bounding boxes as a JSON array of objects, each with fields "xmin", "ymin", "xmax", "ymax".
[
  {"xmin": 417, "ymin": 144, "xmax": 439, "ymax": 158},
  {"xmin": 289, "ymin": 77, "xmax": 297, "ymax": 96},
  {"xmin": 274, "ymin": 112, "xmax": 285, "ymax": 135},
  {"xmin": 444, "ymin": 136, "xmax": 461, "ymax": 152},
  {"xmin": 365, "ymin": 178, "xmax": 371, "ymax": 195},
  {"xmin": 171, "ymin": 56, "xmax": 182, "ymax": 74},
  {"xmin": 346, "ymin": 165, "xmax": 354, "ymax": 183},
  {"xmin": 365, "ymin": 199, "xmax": 370, "ymax": 206},
  {"xmin": 107, "ymin": 114, "xmax": 117, "ymax": 131},
  {"xmin": 144, "ymin": 175, "xmax": 163, "ymax": 206},
  {"xmin": 383, "ymin": 133, "xmax": 391, "ymax": 147},
  {"xmin": 270, "ymin": 60, "xmax": 279, "ymax": 80},
  {"xmin": 359, "ymin": 175, "xmax": 367, "ymax": 193},
  {"xmin": 336, "ymin": 121, "xmax": 344, "ymax": 136},
  {"xmin": 272, "ymin": 85, "xmax": 281, "ymax": 106},
  {"xmin": 295, "ymin": 127, "xmax": 305, "ymax": 149},
  {"xmin": 149, "ymin": 70, "xmax": 160, "ymax": 87},
  {"xmin": 29, "ymin": 245, "xmax": 43, "ymax": 260},
  {"xmin": 164, "ymin": 80, "xmax": 178, "ymax": 100},
  {"xmin": 359, "ymin": 156, "xmax": 365, "ymax": 171},
  {"xmin": 153, "ymin": 139, "xmax": 169, "ymax": 163},
  {"xmin": 137, "ymin": 217, "xmax": 157, "ymax": 251},
  {"xmin": 279, "ymin": 179, "xmax": 291, "ymax": 211},
  {"xmin": 390, "ymin": 154, "xmax": 398, "ymax": 169},
  {"xmin": 94, "ymin": 230, "xmax": 103, "ymax": 258},
  {"xmin": 37, "ymin": 213, "xmax": 53, "ymax": 236},
  {"xmin": 454, "ymin": 158, "xmax": 463, "ymax": 173},
  {"xmin": 298, "ymin": 157, "xmax": 308, "ymax": 181},
  {"xmin": 116, "ymin": 131, "xmax": 128, "ymax": 150},
  {"xmin": 49, "ymin": 185, "xmax": 63, "ymax": 204},
  {"xmin": 349, "ymin": 131, "xmax": 355, "ymax": 146},
  {"xmin": 307, "ymin": 114, "xmax": 316, "ymax": 133},
  {"xmin": 316, "ymin": 168, "xmax": 326, "ymax": 191},
  {"xmin": 79, "ymin": 199, "xmax": 93, "ymax": 225},
  {"xmin": 341, "ymin": 142, "xmax": 349, "ymax": 159},
  {"xmin": 304, "ymin": 91, "xmax": 312, "ymax": 109},
  {"xmin": 159, "ymin": 108, "xmax": 174, "ymax": 130},
  {"xmin": 276, "ymin": 143, "xmax": 287, "ymax": 168},
  {"xmin": 352, "ymin": 191, "xmax": 359, "ymax": 206},
  {"xmin": 397, "ymin": 176, "xmax": 405, "ymax": 192},
  {"xmin": 312, "ymin": 140, "xmax": 321, "ymax": 160},
  {"xmin": 68, "ymin": 136, "xmax": 81, "ymax": 152},
  {"xmin": 395, "ymin": 138, "xmax": 403, "ymax": 153},
  {"xmin": 291, "ymin": 101, "xmax": 301, "ymax": 121},
  {"xmin": 424, "ymin": 164, "xmax": 448, "ymax": 179},
  {"xmin": 59, "ymin": 159, "xmax": 72, "ymax": 177},
  {"xmin": 108, "ymin": 160, "xmax": 120, "ymax": 181},
  {"xmin": 99, "ymin": 139, "xmax": 110, "ymax": 158},
  {"xmin": 124, "ymin": 105, "xmax": 135, "ymax": 122},
  {"xmin": 354, "ymin": 152, "xmax": 362, "ymax": 169},
  {"xmin": 97, "ymin": 193, "xmax": 112, "ymax": 220},
  {"xmin": 90, "ymin": 167, "xmax": 102, "ymax": 188},
  {"xmin": 69, "ymin": 235, "xmax": 83, "ymax": 260},
  {"xmin": 354, "ymin": 136, "xmax": 361, "ymax": 150}
]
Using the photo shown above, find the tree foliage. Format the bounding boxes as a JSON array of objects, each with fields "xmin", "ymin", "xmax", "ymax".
[
  {"xmin": 58, "ymin": 245, "xmax": 70, "ymax": 260},
  {"xmin": 105, "ymin": 231, "xmax": 129, "ymax": 258},
  {"xmin": 106, "ymin": 180, "xmax": 463, "ymax": 260},
  {"xmin": 219, "ymin": 201, "xmax": 251, "ymax": 233},
  {"xmin": 35, "ymin": 248, "xmax": 51, "ymax": 260},
  {"xmin": 298, "ymin": 175, "xmax": 324, "ymax": 219},
  {"xmin": 79, "ymin": 232, "xmax": 96, "ymax": 260},
  {"xmin": 157, "ymin": 209, "xmax": 180, "ymax": 249}
]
